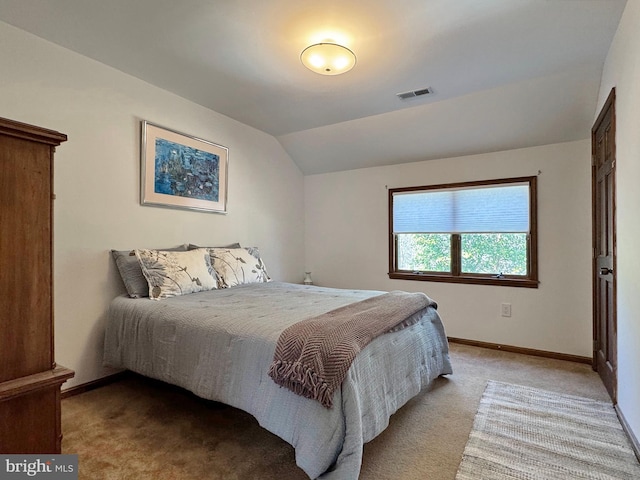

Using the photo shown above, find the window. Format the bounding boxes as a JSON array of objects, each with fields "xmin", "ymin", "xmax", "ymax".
[{"xmin": 389, "ymin": 176, "xmax": 538, "ymax": 288}]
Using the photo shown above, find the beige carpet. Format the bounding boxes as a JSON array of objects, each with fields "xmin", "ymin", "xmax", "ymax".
[
  {"xmin": 61, "ymin": 343, "xmax": 621, "ymax": 479},
  {"xmin": 456, "ymin": 381, "xmax": 640, "ymax": 480}
]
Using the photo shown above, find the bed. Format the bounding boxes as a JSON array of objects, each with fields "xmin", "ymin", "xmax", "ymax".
[{"xmin": 104, "ymin": 252, "xmax": 451, "ymax": 480}]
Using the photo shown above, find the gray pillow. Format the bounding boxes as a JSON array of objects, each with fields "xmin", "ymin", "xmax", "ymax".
[
  {"xmin": 188, "ymin": 242, "xmax": 241, "ymax": 250},
  {"xmin": 111, "ymin": 244, "xmax": 188, "ymax": 298}
]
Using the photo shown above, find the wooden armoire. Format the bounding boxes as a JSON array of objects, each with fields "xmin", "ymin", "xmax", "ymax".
[{"xmin": 0, "ymin": 117, "xmax": 74, "ymax": 453}]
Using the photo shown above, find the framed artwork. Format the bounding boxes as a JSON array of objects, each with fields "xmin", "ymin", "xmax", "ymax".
[{"xmin": 140, "ymin": 120, "xmax": 228, "ymax": 214}]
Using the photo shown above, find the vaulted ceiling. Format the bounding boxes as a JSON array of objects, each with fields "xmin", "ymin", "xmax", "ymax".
[{"xmin": 0, "ymin": 0, "xmax": 627, "ymax": 174}]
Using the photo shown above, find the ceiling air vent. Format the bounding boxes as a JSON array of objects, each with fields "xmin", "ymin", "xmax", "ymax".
[{"xmin": 396, "ymin": 87, "xmax": 433, "ymax": 100}]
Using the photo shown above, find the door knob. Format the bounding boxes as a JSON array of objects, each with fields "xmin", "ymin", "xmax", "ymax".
[{"xmin": 600, "ymin": 267, "xmax": 613, "ymax": 275}]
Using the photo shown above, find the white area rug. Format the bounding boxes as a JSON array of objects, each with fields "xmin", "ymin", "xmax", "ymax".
[{"xmin": 455, "ymin": 381, "xmax": 640, "ymax": 480}]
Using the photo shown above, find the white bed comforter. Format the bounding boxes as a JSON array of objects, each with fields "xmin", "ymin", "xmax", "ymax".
[{"xmin": 103, "ymin": 282, "xmax": 452, "ymax": 479}]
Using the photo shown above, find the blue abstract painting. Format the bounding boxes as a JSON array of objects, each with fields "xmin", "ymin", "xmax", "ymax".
[{"xmin": 154, "ymin": 138, "xmax": 219, "ymax": 202}]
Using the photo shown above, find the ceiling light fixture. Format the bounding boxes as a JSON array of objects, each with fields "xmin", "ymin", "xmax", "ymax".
[{"xmin": 300, "ymin": 43, "xmax": 356, "ymax": 76}]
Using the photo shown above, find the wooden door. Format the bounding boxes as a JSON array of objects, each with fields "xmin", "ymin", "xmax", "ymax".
[{"xmin": 592, "ymin": 88, "xmax": 616, "ymax": 402}]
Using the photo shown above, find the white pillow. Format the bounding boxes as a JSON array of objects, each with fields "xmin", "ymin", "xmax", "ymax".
[
  {"xmin": 207, "ymin": 247, "xmax": 270, "ymax": 288},
  {"xmin": 135, "ymin": 248, "xmax": 217, "ymax": 299}
]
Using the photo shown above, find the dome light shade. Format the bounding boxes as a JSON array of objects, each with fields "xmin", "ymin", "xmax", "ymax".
[{"xmin": 300, "ymin": 43, "xmax": 356, "ymax": 75}]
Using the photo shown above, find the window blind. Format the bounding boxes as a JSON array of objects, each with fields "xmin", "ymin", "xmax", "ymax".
[{"xmin": 392, "ymin": 183, "xmax": 529, "ymax": 234}]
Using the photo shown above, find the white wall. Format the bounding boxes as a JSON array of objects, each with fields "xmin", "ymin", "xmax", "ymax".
[
  {"xmin": 305, "ymin": 140, "xmax": 592, "ymax": 357},
  {"xmin": 597, "ymin": 0, "xmax": 640, "ymax": 447},
  {"xmin": 0, "ymin": 22, "xmax": 305, "ymax": 389}
]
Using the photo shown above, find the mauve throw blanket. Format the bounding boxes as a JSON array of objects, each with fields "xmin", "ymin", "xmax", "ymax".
[{"xmin": 268, "ymin": 291, "xmax": 434, "ymax": 407}]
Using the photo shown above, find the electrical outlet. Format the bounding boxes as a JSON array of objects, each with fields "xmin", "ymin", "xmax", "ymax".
[{"xmin": 501, "ymin": 303, "xmax": 512, "ymax": 317}]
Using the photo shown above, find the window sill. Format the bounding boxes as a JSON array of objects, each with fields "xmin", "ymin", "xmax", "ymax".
[{"xmin": 388, "ymin": 271, "xmax": 539, "ymax": 288}]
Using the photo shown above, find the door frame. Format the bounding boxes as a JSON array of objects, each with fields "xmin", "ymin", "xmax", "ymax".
[{"xmin": 591, "ymin": 87, "xmax": 617, "ymax": 402}]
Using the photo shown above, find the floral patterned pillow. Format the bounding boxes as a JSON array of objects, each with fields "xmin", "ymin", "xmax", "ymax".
[
  {"xmin": 135, "ymin": 248, "xmax": 217, "ymax": 299},
  {"xmin": 207, "ymin": 247, "xmax": 270, "ymax": 288},
  {"xmin": 111, "ymin": 245, "xmax": 188, "ymax": 298}
]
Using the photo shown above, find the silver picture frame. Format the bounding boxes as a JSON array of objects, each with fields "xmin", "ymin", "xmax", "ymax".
[{"xmin": 140, "ymin": 120, "xmax": 228, "ymax": 214}]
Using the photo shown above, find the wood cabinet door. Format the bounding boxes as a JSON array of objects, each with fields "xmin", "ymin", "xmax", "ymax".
[{"xmin": 0, "ymin": 134, "xmax": 54, "ymax": 382}]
